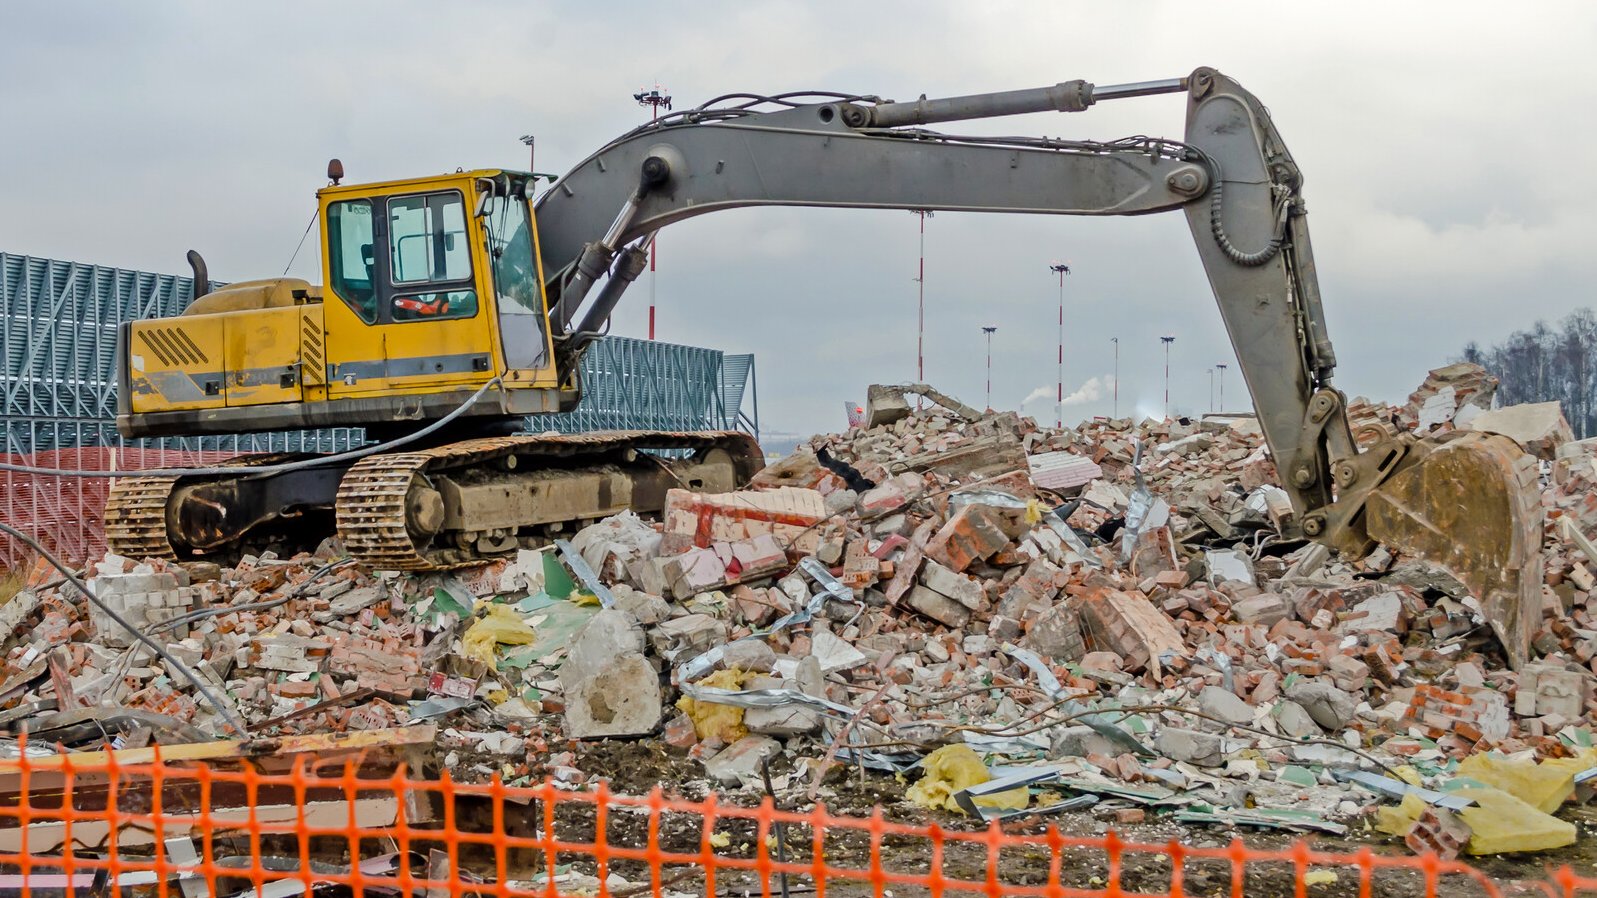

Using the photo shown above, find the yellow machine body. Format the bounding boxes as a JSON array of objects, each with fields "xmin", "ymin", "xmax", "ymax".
[{"xmin": 117, "ymin": 171, "xmax": 567, "ymax": 438}]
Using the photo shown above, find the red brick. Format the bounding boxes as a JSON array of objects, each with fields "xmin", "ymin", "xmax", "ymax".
[
  {"xmin": 1077, "ymin": 590, "xmax": 1184, "ymax": 676},
  {"xmin": 1405, "ymin": 808, "xmax": 1471, "ymax": 860},
  {"xmin": 925, "ymin": 505, "xmax": 1010, "ymax": 572}
]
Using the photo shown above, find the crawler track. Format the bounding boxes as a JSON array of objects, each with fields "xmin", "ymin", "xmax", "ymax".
[
  {"xmin": 335, "ymin": 431, "xmax": 761, "ymax": 570},
  {"xmin": 104, "ymin": 432, "xmax": 763, "ymax": 571}
]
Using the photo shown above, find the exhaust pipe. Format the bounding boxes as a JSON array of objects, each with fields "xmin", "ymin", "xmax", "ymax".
[{"xmin": 186, "ymin": 250, "xmax": 210, "ymax": 300}]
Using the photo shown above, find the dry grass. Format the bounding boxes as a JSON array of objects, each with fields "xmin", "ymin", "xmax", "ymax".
[{"xmin": 0, "ymin": 568, "xmax": 24, "ymax": 606}]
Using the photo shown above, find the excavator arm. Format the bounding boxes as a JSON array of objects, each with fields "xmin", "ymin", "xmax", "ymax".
[{"xmin": 534, "ymin": 67, "xmax": 1543, "ymax": 666}]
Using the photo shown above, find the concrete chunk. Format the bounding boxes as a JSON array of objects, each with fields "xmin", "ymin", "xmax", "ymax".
[
  {"xmin": 924, "ymin": 505, "xmax": 1010, "ymax": 572},
  {"xmin": 918, "ymin": 560, "xmax": 985, "ymax": 610},
  {"xmin": 1285, "ymin": 680, "xmax": 1357, "ymax": 731},
  {"xmin": 559, "ymin": 608, "xmax": 646, "ymax": 691},
  {"xmin": 1155, "ymin": 727, "xmax": 1225, "ymax": 767},
  {"xmin": 704, "ymin": 735, "xmax": 782, "ymax": 788},
  {"xmin": 1197, "ymin": 685, "xmax": 1254, "ymax": 726},
  {"xmin": 906, "ymin": 585, "xmax": 972, "ymax": 627},
  {"xmin": 1019, "ymin": 598, "xmax": 1085, "ymax": 663},
  {"xmin": 661, "ymin": 487, "xmax": 826, "ymax": 554},
  {"xmin": 564, "ymin": 652, "xmax": 663, "ymax": 739},
  {"xmin": 1467, "ymin": 401, "xmax": 1574, "ymax": 460}
]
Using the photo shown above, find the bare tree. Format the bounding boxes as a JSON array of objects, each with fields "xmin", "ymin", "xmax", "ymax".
[{"xmin": 1463, "ymin": 310, "xmax": 1597, "ymax": 438}]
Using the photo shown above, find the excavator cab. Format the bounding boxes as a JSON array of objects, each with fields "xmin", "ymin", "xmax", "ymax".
[{"xmin": 116, "ymin": 169, "xmax": 566, "ymax": 439}]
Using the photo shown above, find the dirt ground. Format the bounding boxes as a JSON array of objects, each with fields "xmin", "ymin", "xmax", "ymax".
[
  {"xmin": 426, "ymin": 741, "xmax": 1593, "ymax": 898},
  {"xmin": 157, "ymin": 740, "xmax": 1596, "ymax": 897}
]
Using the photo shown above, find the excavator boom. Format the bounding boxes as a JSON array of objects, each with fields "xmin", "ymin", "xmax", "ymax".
[{"xmin": 533, "ymin": 67, "xmax": 1543, "ymax": 664}]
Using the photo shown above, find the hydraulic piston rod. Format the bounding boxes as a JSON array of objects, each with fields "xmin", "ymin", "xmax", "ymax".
[{"xmin": 863, "ymin": 77, "xmax": 1187, "ymax": 128}]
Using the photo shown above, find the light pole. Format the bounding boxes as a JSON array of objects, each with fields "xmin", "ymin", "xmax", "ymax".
[
  {"xmin": 1216, "ymin": 363, "xmax": 1228, "ymax": 412},
  {"xmin": 517, "ymin": 134, "xmax": 535, "ymax": 173},
  {"xmin": 982, "ymin": 327, "xmax": 998, "ymax": 410},
  {"xmin": 913, "ymin": 210, "xmax": 934, "ymax": 386},
  {"xmin": 1111, "ymin": 336, "xmax": 1119, "ymax": 418},
  {"xmin": 1160, "ymin": 335, "xmax": 1176, "ymax": 419},
  {"xmin": 1208, "ymin": 368, "xmax": 1215, "ymax": 413},
  {"xmin": 634, "ymin": 84, "xmax": 672, "ymax": 339},
  {"xmin": 1049, "ymin": 262, "xmax": 1071, "ymax": 428}
]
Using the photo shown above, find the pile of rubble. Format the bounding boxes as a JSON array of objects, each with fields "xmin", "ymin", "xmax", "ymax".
[{"xmin": 6, "ymin": 365, "xmax": 1597, "ymax": 858}]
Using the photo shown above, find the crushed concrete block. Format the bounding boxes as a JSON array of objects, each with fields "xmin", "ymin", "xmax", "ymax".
[
  {"xmin": 719, "ymin": 638, "xmax": 778, "ymax": 673},
  {"xmin": 661, "ymin": 487, "xmax": 826, "ymax": 555},
  {"xmin": 664, "ymin": 547, "xmax": 727, "ymax": 600},
  {"xmin": 918, "ymin": 560, "xmax": 985, "ymax": 610},
  {"xmin": 564, "ymin": 652, "xmax": 663, "ymax": 739},
  {"xmin": 858, "ymin": 473, "xmax": 925, "ymax": 514},
  {"xmin": 743, "ymin": 664, "xmax": 822, "ymax": 736},
  {"xmin": 1206, "ymin": 549, "xmax": 1256, "ymax": 587},
  {"xmin": 571, "ymin": 511, "xmax": 663, "ymax": 583},
  {"xmin": 704, "ymin": 735, "xmax": 782, "ymax": 788},
  {"xmin": 611, "ymin": 586, "xmax": 672, "ymax": 625},
  {"xmin": 1467, "ymin": 401, "xmax": 1574, "ymax": 460},
  {"xmin": 906, "ymin": 585, "xmax": 971, "ymax": 628},
  {"xmin": 1232, "ymin": 593, "xmax": 1289, "ymax": 627},
  {"xmin": 1341, "ymin": 590, "xmax": 1407, "ymax": 635},
  {"xmin": 559, "ymin": 609, "xmax": 646, "ymax": 691},
  {"xmin": 1273, "ymin": 700, "xmax": 1323, "ymax": 738},
  {"xmin": 1048, "ymin": 725, "xmax": 1123, "ymax": 759},
  {"xmin": 652, "ymin": 614, "xmax": 728, "ymax": 659},
  {"xmin": 1286, "ymin": 680, "xmax": 1358, "ymax": 731},
  {"xmin": 1197, "ymin": 685, "xmax": 1254, "ymax": 726},
  {"xmin": 1019, "ymin": 598, "xmax": 1085, "ymax": 663},
  {"xmin": 1515, "ymin": 661, "xmax": 1587, "ymax": 719},
  {"xmin": 1155, "ymin": 727, "xmax": 1225, "ymax": 767},
  {"xmin": 811, "ymin": 629, "xmax": 867, "ymax": 674}
]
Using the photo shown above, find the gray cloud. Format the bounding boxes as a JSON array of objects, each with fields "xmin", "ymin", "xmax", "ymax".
[{"xmin": 3, "ymin": 1, "xmax": 1593, "ymax": 437}]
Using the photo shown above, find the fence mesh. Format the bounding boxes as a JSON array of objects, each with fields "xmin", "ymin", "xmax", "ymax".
[
  {"xmin": 0, "ymin": 447, "xmax": 247, "ymax": 570},
  {"xmin": 0, "ymin": 738, "xmax": 1587, "ymax": 898}
]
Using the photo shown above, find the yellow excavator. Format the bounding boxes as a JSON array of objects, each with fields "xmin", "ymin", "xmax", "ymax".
[{"xmin": 106, "ymin": 67, "xmax": 1544, "ymax": 664}]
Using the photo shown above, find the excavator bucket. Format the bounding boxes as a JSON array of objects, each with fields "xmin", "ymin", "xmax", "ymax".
[{"xmin": 1364, "ymin": 432, "xmax": 1544, "ymax": 669}]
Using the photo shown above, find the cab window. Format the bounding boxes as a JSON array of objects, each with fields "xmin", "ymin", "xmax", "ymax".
[
  {"xmin": 386, "ymin": 191, "xmax": 477, "ymax": 321},
  {"xmin": 327, "ymin": 199, "xmax": 377, "ymax": 323},
  {"xmin": 392, "ymin": 290, "xmax": 479, "ymax": 321}
]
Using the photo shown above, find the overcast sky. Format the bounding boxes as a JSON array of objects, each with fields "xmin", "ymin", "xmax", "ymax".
[{"xmin": 3, "ymin": 2, "xmax": 1594, "ymax": 437}]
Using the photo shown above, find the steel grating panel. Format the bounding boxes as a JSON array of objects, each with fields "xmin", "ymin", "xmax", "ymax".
[{"xmin": 525, "ymin": 336, "xmax": 757, "ymax": 437}]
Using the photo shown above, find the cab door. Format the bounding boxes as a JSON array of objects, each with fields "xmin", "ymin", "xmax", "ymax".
[{"xmin": 322, "ymin": 187, "xmax": 497, "ymax": 398}]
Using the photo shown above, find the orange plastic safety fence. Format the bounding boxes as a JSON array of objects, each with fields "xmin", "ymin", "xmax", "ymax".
[{"xmin": 0, "ymin": 746, "xmax": 1582, "ymax": 898}]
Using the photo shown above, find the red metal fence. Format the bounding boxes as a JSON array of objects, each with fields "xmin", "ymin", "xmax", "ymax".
[
  {"xmin": 0, "ymin": 448, "xmax": 239, "ymax": 571},
  {"xmin": 0, "ymin": 740, "xmax": 1588, "ymax": 898}
]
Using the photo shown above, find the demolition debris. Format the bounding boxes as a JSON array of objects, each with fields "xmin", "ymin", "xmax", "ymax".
[{"xmin": 5, "ymin": 364, "xmax": 1597, "ymax": 856}]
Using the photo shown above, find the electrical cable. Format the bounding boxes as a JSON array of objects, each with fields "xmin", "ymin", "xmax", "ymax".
[
  {"xmin": 0, "ymin": 522, "xmax": 249, "ymax": 735},
  {"xmin": 280, "ymin": 210, "xmax": 320, "ymax": 278},
  {"xmin": 0, "ymin": 376, "xmax": 503, "ymax": 479}
]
